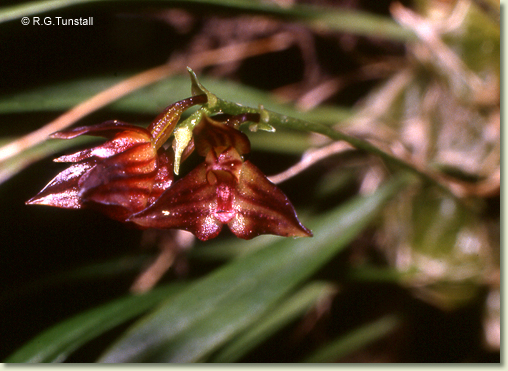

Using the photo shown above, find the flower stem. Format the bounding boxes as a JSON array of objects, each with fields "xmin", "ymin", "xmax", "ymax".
[{"xmin": 209, "ymin": 97, "xmax": 455, "ymax": 198}]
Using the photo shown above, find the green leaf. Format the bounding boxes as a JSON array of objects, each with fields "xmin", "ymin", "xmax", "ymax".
[
  {"xmin": 0, "ymin": 76, "xmax": 127, "ymax": 113},
  {"xmin": 0, "ymin": 74, "xmax": 352, "ymax": 125},
  {"xmin": 211, "ymin": 281, "xmax": 337, "ymax": 363},
  {"xmin": 98, "ymin": 177, "xmax": 405, "ymax": 363},
  {"xmin": 303, "ymin": 314, "xmax": 401, "ymax": 362},
  {"xmin": 4, "ymin": 283, "xmax": 186, "ymax": 363}
]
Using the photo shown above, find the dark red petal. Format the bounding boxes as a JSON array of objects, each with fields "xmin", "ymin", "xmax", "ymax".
[
  {"xmin": 229, "ymin": 160, "xmax": 312, "ymax": 239},
  {"xmin": 194, "ymin": 115, "xmax": 251, "ymax": 157},
  {"xmin": 149, "ymin": 149, "xmax": 174, "ymax": 204},
  {"xmin": 55, "ymin": 130, "xmax": 153, "ymax": 163},
  {"xmin": 50, "ymin": 120, "xmax": 149, "ymax": 140},
  {"xmin": 128, "ymin": 163, "xmax": 222, "ymax": 241},
  {"xmin": 78, "ymin": 142, "xmax": 160, "ymax": 220},
  {"xmin": 25, "ymin": 160, "xmax": 96, "ymax": 209}
]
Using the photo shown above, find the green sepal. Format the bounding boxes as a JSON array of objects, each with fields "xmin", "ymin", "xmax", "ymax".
[
  {"xmin": 187, "ymin": 67, "xmax": 217, "ymax": 109},
  {"xmin": 172, "ymin": 110, "xmax": 204, "ymax": 175}
]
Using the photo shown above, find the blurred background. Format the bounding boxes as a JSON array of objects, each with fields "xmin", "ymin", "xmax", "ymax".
[{"xmin": 0, "ymin": 0, "xmax": 500, "ymax": 363}]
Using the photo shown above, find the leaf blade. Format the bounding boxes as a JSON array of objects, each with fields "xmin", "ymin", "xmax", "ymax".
[
  {"xmin": 303, "ymin": 314, "xmax": 401, "ymax": 363},
  {"xmin": 98, "ymin": 177, "xmax": 405, "ymax": 363},
  {"xmin": 4, "ymin": 283, "xmax": 185, "ymax": 363}
]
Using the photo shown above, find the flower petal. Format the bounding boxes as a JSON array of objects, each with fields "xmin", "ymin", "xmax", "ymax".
[
  {"xmin": 55, "ymin": 129, "xmax": 153, "ymax": 163},
  {"xmin": 25, "ymin": 160, "xmax": 95, "ymax": 209},
  {"xmin": 149, "ymin": 94, "xmax": 207, "ymax": 149},
  {"xmin": 129, "ymin": 163, "xmax": 222, "ymax": 241},
  {"xmin": 50, "ymin": 120, "xmax": 149, "ymax": 140},
  {"xmin": 149, "ymin": 149, "xmax": 174, "ymax": 204},
  {"xmin": 77, "ymin": 142, "xmax": 166, "ymax": 221},
  {"xmin": 230, "ymin": 160, "xmax": 312, "ymax": 239},
  {"xmin": 193, "ymin": 115, "xmax": 251, "ymax": 157}
]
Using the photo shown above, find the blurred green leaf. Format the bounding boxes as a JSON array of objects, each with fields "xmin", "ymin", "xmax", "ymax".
[
  {"xmin": 211, "ymin": 281, "xmax": 337, "ymax": 363},
  {"xmin": 0, "ymin": 76, "xmax": 126, "ymax": 113},
  {"xmin": 0, "ymin": 75, "xmax": 352, "ymax": 125},
  {"xmin": 4, "ymin": 282, "xmax": 187, "ymax": 363},
  {"xmin": 303, "ymin": 314, "xmax": 401, "ymax": 362},
  {"xmin": 98, "ymin": 177, "xmax": 405, "ymax": 363},
  {"xmin": 188, "ymin": 234, "xmax": 281, "ymax": 261}
]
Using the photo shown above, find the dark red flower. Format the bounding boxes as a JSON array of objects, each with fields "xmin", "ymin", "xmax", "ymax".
[
  {"xmin": 25, "ymin": 121, "xmax": 172, "ymax": 221},
  {"xmin": 26, "ymin": 95, "xmax": 206, "ymax": 221},
  {"xmin": 129, "ymin": 114, "xmax": 312, "ymax": 240}
]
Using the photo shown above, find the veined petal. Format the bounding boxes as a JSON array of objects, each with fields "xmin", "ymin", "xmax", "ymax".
[
  {"xmin": 149, "ymin": 149, "xmax": 174, "ymax": 204},
  {"xmin": 129, "ymin": 163, "xmax": 222, "ymax": 241},
  {"xmin": 230, "ymin": 160, "xmax": 312, "ymax": 239},
  {"xmin": 50, "ymin": 120, "xmax": 149, "ymax": 140},
  {"xmin": 25, "ymin": 160, "xmax": 96, "ymax": 209},
  {"xmin": 194, "ymin": 115, "xmax": 251, "ymax": 157},
  {"xmin": 28, "ymin": 121, "xmax": 172, "ymax": 222},
  {"xmin": 77, "ymin": 142, "xmax": 166, "ymax": 221},
  {"xmin": 149, "ymin": 94, "xmax": 207, "ymax": 149},
  {"xmin": 55, "ymin": 130, "xmax": 153, "ymax": 163},
  {"xmin": 205, "ymin": 146, "xmax": 243, "ymax": 181}
]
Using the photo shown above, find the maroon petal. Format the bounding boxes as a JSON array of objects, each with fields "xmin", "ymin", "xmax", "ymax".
[
  {"xmin": 149, "ymin": 94, "xmax": 207, "ymax": 148},
  {"xmin": 128, "ymin": 163, "xmax": 222, "ymax": 240},
  {"xmin": 149, "ymin": 149, "xmax": 174, "ymax": 204},
  {"xmin": 55, "ymin": 129, "xmax": 153, "ymax": 163},
  {"xmin": 193, "ymin": 115, "xmax": 251, "ymax": 157},
  {"xmin": 229, "ymin": 160, "xmax": 312, "ymax": 239},
  {"xmin": 51, "ymin": 120, "xmax": 149, "ymax": 140},
  {"xmin": 25, "ymin": 160, "xmax": 96, "ymax": 209},
  {"xmin": 78, "ymin": 142, "xmax": 163, "ymax": 221}
]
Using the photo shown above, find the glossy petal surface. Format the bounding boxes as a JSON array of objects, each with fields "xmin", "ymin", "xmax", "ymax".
[
  {"xmin": 193, "ymin": 115, "xmax": 250, "ymax": 157},
  {"xmin": 130, "ymin": 117, "xmax": 312, "ymax": 240},
  {"xmin": 26, "ymin": 161, "xmax": 96, "ymax": 209},
  {"xmin": 129, "ymin": 162, "xmax": 222, "ymax": 240},
  {"xmin": 231, "ymin": 160, "xmax": 312, "ymax": 239},
  {"xmin": 27, "ymin": 122, "xmax": 173, "ymax": 221}
]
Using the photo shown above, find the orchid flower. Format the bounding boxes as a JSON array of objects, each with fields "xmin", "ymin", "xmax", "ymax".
[
  {"xmin": 26, "ymin": 95, "xmax": 207, "ymax": 221},
  {"xmin": 129, "ymin": 114, "xmax": 312, "ymax": 240}
]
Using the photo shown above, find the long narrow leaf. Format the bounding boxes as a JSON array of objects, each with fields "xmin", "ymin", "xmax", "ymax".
[
  {"xmin": 4, "ymin": 283, "xmax": 186, "ymax": 363},
  {"xmin": 303, "ymin": 314, "xmax": 401, "ymax": 362},
  {"xmin": 0, "ymin": 75, "xmax": 352, "ymax": 126},
  {"xmin": 211, "ymin": 281, "xmax": 337, "ymax": 363},
  {"xmin": 98, "ymin": 177, "xmax": 405, "ymax": 363}
]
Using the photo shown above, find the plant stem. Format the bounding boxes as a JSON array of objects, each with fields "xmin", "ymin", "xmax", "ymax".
[{"xmin": 210, "ymin": 98, "xmax": 455, "ymax": 198}]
